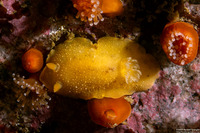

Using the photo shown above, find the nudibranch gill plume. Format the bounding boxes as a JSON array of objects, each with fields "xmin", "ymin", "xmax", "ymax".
[{"xmin": 39, "ymin": 37, "xmax": 160, "ymax": 100}]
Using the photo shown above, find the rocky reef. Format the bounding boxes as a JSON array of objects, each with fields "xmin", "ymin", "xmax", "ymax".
[{"xmin": 0, "ymin": 0, "xmax": 199, "ymax": 132}]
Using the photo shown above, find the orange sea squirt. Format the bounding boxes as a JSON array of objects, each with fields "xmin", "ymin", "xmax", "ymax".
[
  {"xmin": 87, "ymin": 96, "xmax": 131, "ymax": 128},
  {"xmin": 22, "ymin": 48, "xmax": 43, "ymax": 73},
  {"xmin": 72, "ymin": 0, "xmax": 104, "ymax": 26},
  {"xmin": 101, "ymin": 0, "xmax": 124, "ymax": 17},
  {"xmin": 160, "ymin": 22, "xmax": 199, "ymax": 65},
  {"xmin": 72, "ymin": 0, "xmax": 123, "ymax": 26}
]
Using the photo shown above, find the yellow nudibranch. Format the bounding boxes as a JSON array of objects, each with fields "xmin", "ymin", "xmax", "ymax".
[{"xmin": 39, "ymin": 37, "xmax": 160, "ymax": 100}]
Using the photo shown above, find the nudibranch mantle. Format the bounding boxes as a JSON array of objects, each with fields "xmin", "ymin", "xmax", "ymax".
[{"xmin": 40, "ymin": 37, "xmax": 160, "ymax": 100}]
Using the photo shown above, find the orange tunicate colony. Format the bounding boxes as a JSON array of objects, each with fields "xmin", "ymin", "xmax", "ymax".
[
  {"xmin": 72, "ymin": 0, "xmax": 124, "ymax": 26},
  {"xmin": 101, "ymin": 0, "xmax": 124, "ymax": 17},
  {"xmin": 87, "ymin": 96, "xmax": 131, "ymax": 128},
  {"xmin": 22, "ymin": 48, "xmax": 43, "ymax": 73},
  {"xmin": 160, "ymin": 22, "xmax": 199, "ymax": 65}
]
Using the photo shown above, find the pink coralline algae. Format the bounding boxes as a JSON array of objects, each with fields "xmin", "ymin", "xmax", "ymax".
[
  {"xmin": 0, "ymin": 0, "xmax": 200, "ymax": 133},
  {"xmin": 190, "ymin": 77, "xmax": 200, "ymax": 95},
  {"xmin": 0, "ymin": 0, "xmax": 29, "ymax": 39},
  {"xmin": 189, "ymin": 54, "xmax": 200, "ymax": 95},
  {"xmin": 127, "ymin": 111, "xmax": 146, "ymax": 133},
  {"xmin": 0, "ymin": 0, "xmax": 59, "ymax": 43},
  {"xmin": 30, "ymin": 106, "xmax": 51, "ymax": 130},
  {"xmin": 125, "ymin": 58, "xmax": 200, "ymax": 132},
  {"xmin": 190, "ymin": 54, "xmax": 200, "ymax": 71}
]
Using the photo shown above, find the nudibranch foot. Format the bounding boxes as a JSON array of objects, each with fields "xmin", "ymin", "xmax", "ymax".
[{"xmin": 40, "ymin": 37, "xmax": 160, "ymax": 100}]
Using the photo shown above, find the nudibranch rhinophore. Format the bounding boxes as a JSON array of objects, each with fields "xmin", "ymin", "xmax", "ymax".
[{"xmin": 39, "ymin": 37, "xmax": 160, "ymax": 100}]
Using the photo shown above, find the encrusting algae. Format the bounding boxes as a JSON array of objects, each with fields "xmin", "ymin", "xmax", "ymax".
[{"xmin": 39, "ymin": 37, "xmax": 160, "ymax": 100}]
